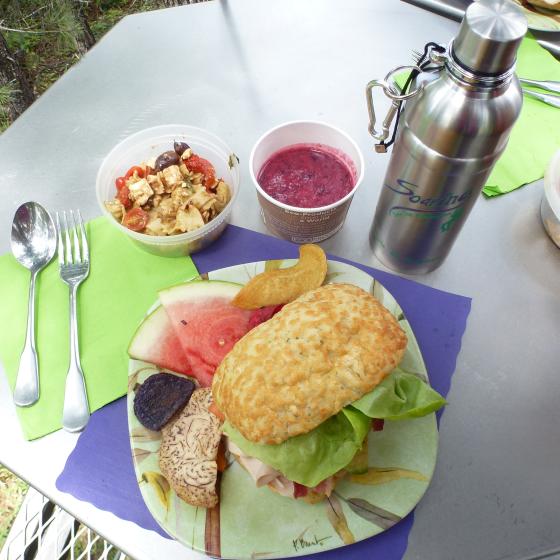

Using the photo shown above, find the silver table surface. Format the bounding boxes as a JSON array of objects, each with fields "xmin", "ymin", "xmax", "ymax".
[
  {"xmin": 0, "ymin": 1, "xmax": 559, "ymax": 559},
  {"xmin": 403, "ymin": 0, "xmax": 560, "ymax": 57}
]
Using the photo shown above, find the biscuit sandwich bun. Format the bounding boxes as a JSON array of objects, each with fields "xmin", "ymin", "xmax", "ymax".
[{"xmin": 212, "ymin": 283, "xmax": 446, "ymax": 502}]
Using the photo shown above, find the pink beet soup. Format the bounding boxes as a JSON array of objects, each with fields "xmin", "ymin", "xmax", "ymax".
[{"xmin": 257, "ymin": 143, "xmax": 355, "ymax": 208}]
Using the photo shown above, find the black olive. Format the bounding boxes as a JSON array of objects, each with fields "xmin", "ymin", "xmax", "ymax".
[
  {"xmin": 154, "ymin": 150, "xmax": 180, "ymax": 172},
  {"xmin": 174, "ymin": 141, "xmax": 190, "ymax": 156}
]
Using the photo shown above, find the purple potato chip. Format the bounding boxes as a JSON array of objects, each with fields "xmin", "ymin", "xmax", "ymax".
[{"xmin": 133, "ymin": 373, "xmax": 195, "ymax": 431}]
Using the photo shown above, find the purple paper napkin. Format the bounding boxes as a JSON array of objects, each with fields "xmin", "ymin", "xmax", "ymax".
[{"xmin": 56, "ymin": 224, "xmax": 471, "ymax": 559}]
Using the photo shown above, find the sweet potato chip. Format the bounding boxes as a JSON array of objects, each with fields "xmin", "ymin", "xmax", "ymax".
[
  {"xmin": 134, "ymin": 373, "xmax": 195, "ymax": 431},
  {"xmin": 232, "ymin": 244, "xmax": 327, "ymax": 309}
]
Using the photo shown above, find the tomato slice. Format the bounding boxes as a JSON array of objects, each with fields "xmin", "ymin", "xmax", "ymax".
[
  {"xmin": 117, "ymin": 185, "xmax": 132, "ymax": 209},
  {"xmin": 216, "ymin": 439, "xmax": 227, "ymax": 472},
  {"xmin": 184, "ymin": 155, "xmax": 216, "ymax": 189},
  {"xmin": 115, "ymin": 176, "xmax": 126, "ymax": 191},
  {"xmin": 209, "ymin": 402, "xmax": 225, "ymax": 422},
  {"xmin": 125, "ymin": 165, "xmax": 145, "ymax": 180},
  {"xmin": 123, "ymin": 207, "xmax": 149, "ymax": 232},
  {"xmin": 293, "ymin": 483, "xmax": 309, "ymax": 498}
]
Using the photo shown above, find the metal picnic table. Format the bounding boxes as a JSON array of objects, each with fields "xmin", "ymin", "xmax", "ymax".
[{"xmin": 0, "ymin": 1, "xmax": 559, "ymax": 559}]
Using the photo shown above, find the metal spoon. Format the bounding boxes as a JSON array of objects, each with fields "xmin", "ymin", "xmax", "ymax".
[{"xmin": 11, "ymin": 202, "xmax": 57, "ymax": 407}]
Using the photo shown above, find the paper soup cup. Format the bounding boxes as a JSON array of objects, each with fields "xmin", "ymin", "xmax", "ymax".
[{"xmin": 249, "ymin": 121, "xmax": 364, "ymax": 243}]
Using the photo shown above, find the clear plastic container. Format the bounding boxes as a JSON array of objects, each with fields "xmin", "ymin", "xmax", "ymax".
[{"xmin": 96, "ymin": 124, "xmax": 240, "ymax": 257}]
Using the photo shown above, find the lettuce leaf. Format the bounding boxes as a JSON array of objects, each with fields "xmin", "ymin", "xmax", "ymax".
[
  {"xmin": 351, "ymin": 369, "xmax": 447, "ymax": 420},
  {"xmin": 224, "ymin": 406, "xmax": 371, "ymax": 487},
  {"xmin": 225, "ymin": 370, "xmax": 446, "ymax": 488}
]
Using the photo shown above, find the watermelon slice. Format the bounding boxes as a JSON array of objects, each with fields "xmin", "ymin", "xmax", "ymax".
[
  {"xmin": 247, "ymin": 304, "xmax": 284, "ymax": 329},
  {"xmin": 128, "ymin": 305, "xmax": 191, "ymax": 376},
  {"xmin": 159, "ymin": 281, "xmax": 253, "ymax": 387}
]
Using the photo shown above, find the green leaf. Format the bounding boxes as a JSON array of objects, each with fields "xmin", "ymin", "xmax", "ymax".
[
  {"xmin": 351, "ymin": 369, "xmax": 446, "ymax": 420},
  {"xmin": 128, "ymin": 366, "xmax": 158, "ymax": 394},
  {"xmin": 224, "ymin": 407, "xmax": 371, "ymax": 488},
  {"xmin": 132, "ymin": 447, "xmax": 152, "ymax": 465},
  {"xmin": 141, "ymin": 471, "xmax": 171, "ymax": 511},
  {"xmin": 128, "ymin": 370, "xmax": 140, "ymax": 394},
  {"xmin": 264, "ymin": 259, "xmax": 284, "ymax": 272},
  {"xmin": 130, "ymin": 426, "xmax": 161, "ymax": 442},
  {"xmin": 226, "ymin": 371, "xmax": 445, "ymax": 487},
  {"xmin": 325, "ymin": 495, "xmax": 355, "ymax": 544},
  {"xmin": 324, "ymin": 271, "xmax": 345, "ymax": 284},
  {"xmin": 342, "ymin": 496, "xmax": 401, "ymax": 529},
  {"xmin": 349, "ymin": 467, "xmax": 428, "ymax": 485}
]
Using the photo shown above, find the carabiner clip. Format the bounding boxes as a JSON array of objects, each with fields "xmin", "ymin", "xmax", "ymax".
[{"xmin": 366, "ymin": 65, "xmax": 425, "ymax": 151}]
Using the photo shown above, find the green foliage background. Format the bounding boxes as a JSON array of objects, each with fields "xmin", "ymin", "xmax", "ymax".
[
  {"xmin": 0, "ymin": 0, "xmax": 198, "ymax": 132},
  {"xmin": 0, "ymin": 465, "xmax": 27, "ymax": 550}
]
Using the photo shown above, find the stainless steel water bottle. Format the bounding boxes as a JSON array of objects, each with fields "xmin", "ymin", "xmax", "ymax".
[{"xmin": 366, "ymin": 0, "xmax": 527, "ymax": 274}]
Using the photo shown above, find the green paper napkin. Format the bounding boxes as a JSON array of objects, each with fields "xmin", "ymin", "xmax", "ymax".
[
  {"xmin": 484, "ymin": 35, "xmax": 560, "ymax": 197},
  {"xmin": 395, "ymin": 36, "xmax": 560, "ymax": 197},
  {"xmin": 0, "ymin": 217, "xmax": 198, "ymax": 440}
]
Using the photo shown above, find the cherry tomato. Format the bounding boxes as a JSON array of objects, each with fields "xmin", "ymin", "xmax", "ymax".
[
  {"xmin": 115, "ymin": 176, "xmax": 126, "ymax": 191},
  {"xmin": 184, "ymin": 155, "xmax": 216, "ymax": 189},
  {"xmin": 117, "ymin": 185, "xmax": 132, "ymax": 209},
  {"xmin": 371, "ymin": 419, "xmax": 385, "ymax": 432},
  {"xmin": 123, "ymin": 207, "xmax": 149, "ymax": 232},
  {"xmin": 124, "ymin": 165, "xmax": 145, "ymax": 180}
]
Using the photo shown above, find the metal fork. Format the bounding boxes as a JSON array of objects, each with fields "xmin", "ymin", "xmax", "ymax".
[
  {"xmin": 412, "ymin": 49, "xmax": 423, "ymax": 65},
  {"xmin": 56, "ymin": 210, "xmax": 90, "ymax": 432},
  {"xmin": 520, "ymin": 78, "xmax": 560, "ymax": 109},
  {"xmin": 522, "ymin": 88, "xmax": 560, "ymax": 109}
]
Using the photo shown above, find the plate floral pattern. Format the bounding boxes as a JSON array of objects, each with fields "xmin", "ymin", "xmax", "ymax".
[
  {"xmin": 511, "ymin": 0, "xmax": 560, "ymax": 31},
  {"xmin": 127, "ymin": 260, "xmax": 438, "ymax": 559}
]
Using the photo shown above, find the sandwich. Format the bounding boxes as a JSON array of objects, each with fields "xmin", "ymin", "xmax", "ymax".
[{"xmin": 211, "ymin": 282, "xmax": 446, "ymax": 502}]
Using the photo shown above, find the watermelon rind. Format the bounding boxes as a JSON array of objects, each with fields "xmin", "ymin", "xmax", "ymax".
[
  {"xmin": 158, "ymin": 280, "xmax": 243, "ymax": 305},
  {"xmin": 128, "ymin": 304, "xmax": 172, "ymax": 360},
  {"xmin": 129, "ymin": 281, "xmax": 243, "ymax": 364}
]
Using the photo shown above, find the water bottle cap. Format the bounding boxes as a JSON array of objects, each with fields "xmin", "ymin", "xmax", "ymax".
[{"xmin": 452, "ymin": 0, "xmax": 527, "ymax": 75}]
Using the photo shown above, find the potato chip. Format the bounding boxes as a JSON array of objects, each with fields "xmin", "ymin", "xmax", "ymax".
[
  {"xmin": 232, "ymin": 244, "xmax": 327, "ymax": 309},
  {"xmin": 133, "ymin": 373, "xmax": 195, "ymax": 431}
]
